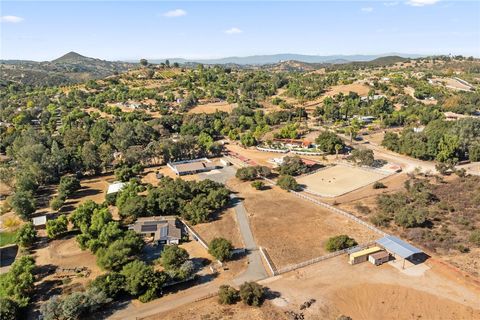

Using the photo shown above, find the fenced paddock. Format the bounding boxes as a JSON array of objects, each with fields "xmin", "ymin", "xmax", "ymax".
[{"xmin": 297, "ymin": 164, "xmax": 388, "ymax": 197}]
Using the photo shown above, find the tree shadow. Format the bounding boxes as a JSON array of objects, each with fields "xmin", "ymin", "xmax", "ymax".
[
  {"xmin": 0, "ymin": 245, "xmax": 18, "ymax": 267},
  {"xmin": 69, "ymin": 187, "xmax": 102, "ymax": 200}
]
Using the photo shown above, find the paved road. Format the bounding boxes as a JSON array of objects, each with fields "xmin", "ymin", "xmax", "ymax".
[
  {"xmin": 229, "ymin": 194, "xmax": 268, "ymax": 285},
  {"xmin": 199, "ymin": 166, "xmax": 268, "ymax": 283}
]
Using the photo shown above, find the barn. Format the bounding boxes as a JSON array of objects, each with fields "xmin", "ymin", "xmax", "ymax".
[{"xmin": 376, "ymin": 235, "xmax": 424, "ymax": 268}]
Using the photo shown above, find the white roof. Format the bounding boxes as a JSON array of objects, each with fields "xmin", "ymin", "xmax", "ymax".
[
  {"xmin": 32, "ymin": 216, "xmax": 47, "ymax": 226},
  {"xmin": 376, "ymin": 235, "xmax": 422, "ymax": 259},
  {"xmin": 107, "ymin": 182, "xmax": 126, "ymax": 194}
]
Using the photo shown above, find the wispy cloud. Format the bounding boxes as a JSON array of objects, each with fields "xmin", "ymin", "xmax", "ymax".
[
  {"xmin": 224, "ymin": 27, "xmax": 243, "ymax": 35},
  {"xmin": 383, "ymin": 2, "xmax": 399, "ymax": 6},
  {"xmin": 0, "ymin": 15, "xmax": 24, "ymax": 23},
  {"xmin": 361, "ymin": 7, "xmax": 374, "ymax": 13},
  {"xmin": 406, "ymin": 0, "xmax": 440, "ymax": 7},
  {"xmin": 163, "ymin": 9, "xmax": 187, "ymax": 18}
]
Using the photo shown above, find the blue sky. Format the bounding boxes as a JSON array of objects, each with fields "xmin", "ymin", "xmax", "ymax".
[{"xmin": 1, "ymin": 1, "xmax": 479, "ymax": 61}]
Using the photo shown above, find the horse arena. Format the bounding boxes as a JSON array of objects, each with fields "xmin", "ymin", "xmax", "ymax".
[{"xmin": 297, "ymin": 165, "xmax": 388, "ymax": 197}]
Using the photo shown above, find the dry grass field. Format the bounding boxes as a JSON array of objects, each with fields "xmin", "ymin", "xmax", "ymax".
[
  {"xmin": 193, "ymin": 208, "xmax": 244, "ymax": 249},
  {"xmin": 323, "ymin": 82, "xmax": 371, "ymax": 98},
  {"xmin": 296, "ymin": 165, "xmax": 388, "ymax": 197},
  {"xmin": 228, "ymin": 179, "xmax": 379, "ymax": 269},
  {"xmin": 188, "ymin": 101, "xmax": 236, "ymax": 114}
]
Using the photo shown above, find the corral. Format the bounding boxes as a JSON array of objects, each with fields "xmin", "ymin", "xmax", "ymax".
[
  {"xmin": 296, "ymin": 164, "xmax": 388, "ymax": 197},
  {"xmin": 228, "ymin": 179, "xmax": 378, "ymax": 269}
]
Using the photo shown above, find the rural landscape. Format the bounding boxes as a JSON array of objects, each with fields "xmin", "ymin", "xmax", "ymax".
[{"xmin": 1, "ymin": 1, "xmax": 480, "ymax": 320}]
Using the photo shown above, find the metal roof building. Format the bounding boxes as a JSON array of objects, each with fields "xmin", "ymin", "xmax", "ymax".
[
  {"xmin": 376, "ymin": 235, "xmax": 422, "ymax": 259},
  {"xmin": 107, "ymin": 182, "xmax": 126, "ymax": 195}
]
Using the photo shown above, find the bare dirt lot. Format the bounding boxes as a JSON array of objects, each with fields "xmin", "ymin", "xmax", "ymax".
[
  {"xmin": 296, "ymin": 165, "xmax": 388, "ymax": 197},
  {"xmin": 144, "ymin": 297, "xmax": 288, "ymax": 320},
  {"xmin": 188, "ymin": 101, "xmax": 236, "ymax": 114},
  {"xmin": 34, "ymin": 235, "xmax": 102, "ymax": 287},
  {"xmin": 228, "ymin": 179, "xmax": 379, "ymax": 269},
  {"xmin": 263, "ymin": 255, "xmax": 480, "ymax": 320},
  {"xmin": 323, "ymin": 82, "xmax": 371, "ymax": 98}
]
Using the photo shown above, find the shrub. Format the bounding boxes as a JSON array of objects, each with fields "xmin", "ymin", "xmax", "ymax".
[
  {"xmin": 236, "ymin": 167, "xmax": 258, "ymax": 181},
  {"xmin": 58, "ymin": 176, "xmax": 81, "ymax": 198},
  {"xmin": 325, "ymin": 235, "xmax": 358, "ymax": 252},
  {"xmin": 276, "ymin": 175, "xmax": 299, "ymax": 191},
  {"xmin": 370, "ymin": 213, "xmax": 391, "ymax": 227},
  {"xmin": 208, "ymin": 238, "xmax": 233, "ymax": 262},
  {"xmin": 50, "ymin": 196, "xmax": 65, "ymax": 211},
  {"xmin": 251, "ymin": 180, "xmax": 265, "ymax": 190},
  {"xmin": 160, "ymin": 245, "xmax": 189, "ymax": 271},
  {"xmin": 114, "ymin": 164, "xmax": 143, "ymax": 182},
  {"xmin": 15, "ymin": 222, "xmax": 36, "ymax": 248},
  {"xmin": 469, "ymin": 230, "xmax": 480, "ymax": 246},
  {"xmin": 46, "ymin": 215, "xmax": 68, "ymax": 239},
  {"xmin": 218, "ymin": 285, "xmax": 239, "ymax": 305},
  {"xmin": 278, "ymin": 156, "xmax": 308, "ymax": 176},
  {"xmin": 89, "ymin": 272, "xmax": 126, "ymax": 298},
  {"xmin": 9, "ymin": 190, "xmax": 36, "ymax": 220},
  {"xmin": 0, "ymin": 298, "xmax": 19, "ymax": 320},
  {"xmin": 239, "ymin": 282, "xmax": 265, "ymax": 306},
  {"xmin": 236, "ymin": 166, "xmax": 271, "ymax": 181},
  {"xmin": 372, "ymin": 182, "xmax": 387, "ymax": 189}
]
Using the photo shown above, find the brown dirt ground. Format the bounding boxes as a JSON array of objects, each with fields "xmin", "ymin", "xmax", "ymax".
[
  {"xmin": 193, "ymin": 208, "xmax": 244, "ymax": 249},
  {"xmin": 34, "ymin": 235, "xmax": 102, "ymax": 288},
  {"xmin": 263, "ymin": 255, "xmax": 480, "ymax": 320},
  {"xmin": 227, "ymin": 179, "xmax": 379, "ymax": 269},
  {"xmin": 188, "ymin": 101, "xmax": 236, "ymax": 114},
  {"xmin": 144, "ymin": 298, "xmax": 288, "ymax": 320}
]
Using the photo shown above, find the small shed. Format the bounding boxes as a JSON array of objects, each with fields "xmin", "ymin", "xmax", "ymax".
[
  {"xmin": 369, "ymin": 251, "xmax": 390, "ymax": 266},
  {"xmin": 32, "ymin": 215, "xmax": 47, "ymax": 228},
  {"xmin": 107, "ymin": 182, "xmax": 126, "ymax": 195},
  {"xmin": 348, "ymin": 246, "xmax": 382, "ymax": 265}
]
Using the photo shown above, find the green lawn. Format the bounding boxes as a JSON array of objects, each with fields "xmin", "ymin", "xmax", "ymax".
[{"xmin": 0, "ymin": 231, "xmax": 17, "ymax": 247}]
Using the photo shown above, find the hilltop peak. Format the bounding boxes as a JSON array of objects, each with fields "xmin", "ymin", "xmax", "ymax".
[{"xmin": 52, "ymin": 51, "xmax": 93, "ymax": 63}]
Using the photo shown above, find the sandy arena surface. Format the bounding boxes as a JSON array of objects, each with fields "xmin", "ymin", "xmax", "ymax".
[
  {"xmin": 228, "ymin": 179, "xmax": 379, "ymax": 269},
  {"xmin": 296, "ymin": 165, "xmax": 388, "ymax": 197}
]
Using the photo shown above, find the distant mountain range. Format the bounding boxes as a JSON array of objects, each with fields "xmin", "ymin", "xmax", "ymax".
[
  {"xmin": 147, "ymin": 53, "xmax": 423, "ymax": 65},
  {"xmin": 0, "ymin": 51, "xmax": 420, "ymax": 87},
  {"xmin": 1, "ymin": 52, "xmax": 135, "ymax": 87}
]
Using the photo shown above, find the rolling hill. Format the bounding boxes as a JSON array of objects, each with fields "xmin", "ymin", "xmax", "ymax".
[{"xmin": 0, "ymin": 52, "xmax": 136, "ymax": 87}]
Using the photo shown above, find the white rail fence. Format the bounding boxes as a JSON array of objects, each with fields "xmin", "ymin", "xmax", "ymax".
[
  {"xmin": 275, "ymin": 241, "xmax": 375, "ymax": 275},
  {"xmin": 181, "ymin": 220, "xmax": 209, "ymax": 249},
  {"xmin": 259, "ymin": 247, "xmax": 277, "ymax": 276}
]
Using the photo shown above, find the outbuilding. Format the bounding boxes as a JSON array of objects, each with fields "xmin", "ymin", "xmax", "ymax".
[
  {"xmin": 348, "ymin": 246, "xmax": 382, "ymax": 265},
  {"xmin": 32, "ymin": 215, "xmax": 47, "ymax": 228},
  {"xmin": 376, "ymin": 235, "xmax": 424, "ymax": 269},
  {"xmin": 107, "ymin": 181, "xmax": 126, "ymax": 195},
  {"xmin": 369, "ymin": 250, "xmax": 390, "ymax": 266}
]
